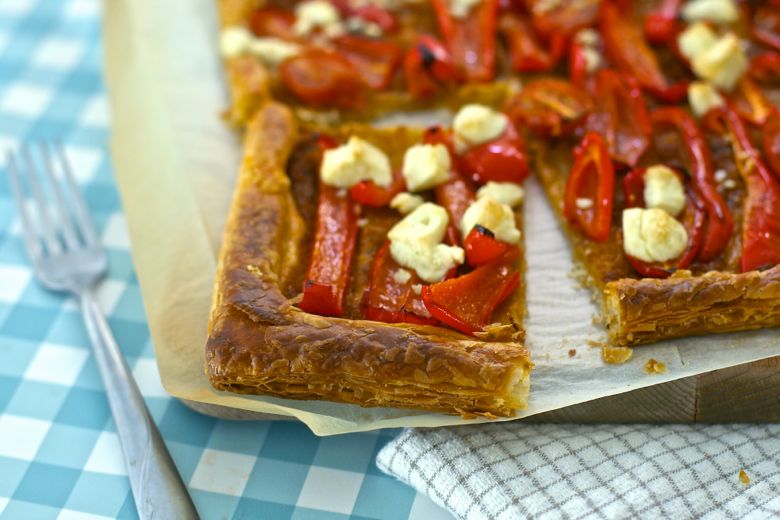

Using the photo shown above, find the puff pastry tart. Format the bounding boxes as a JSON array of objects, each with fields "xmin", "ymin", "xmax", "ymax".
[
  {"xmin": 206, "ymin": 99, "xmax": 533, "ymax": 417},
  {"xmin": 510, "ymin": 0, "xmax": 780, "ymax": 345}
]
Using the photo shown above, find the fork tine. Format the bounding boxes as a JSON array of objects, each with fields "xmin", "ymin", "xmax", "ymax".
[
  {"xmin": 6, "ymin": 152, "xmax": 44, "ymax": 263},
  {"xmin": 21, "ymin": 144, "xmax": 62, "ymax": 255},
  {"xmin": 54, "ymin": 141, "xmax": 100, "ymax": 247},
  {"xmin": 39, "ymin": 142, "xmax": 80, "ymax": 250}
]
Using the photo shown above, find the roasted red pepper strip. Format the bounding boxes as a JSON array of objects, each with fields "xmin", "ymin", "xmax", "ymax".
[
  {"xmin": 753, "ymin": 6, "xmax": 780, "ymax": 52},
  {"xmin": 651, "ymin": 107, "xmax": 734, "ymax": 262},
  {"xmin": 732, "ymin": 77, "xmax": 775, "ymax": 127},
  {"xmin": 335, "ymin": 36, "xmax": 403, "ymax": 90},
  {"xmin": 248, "ymin": 7, "xmax": 296, "ymax": 40},
  {"xmin": 763, "ymin": 116, "xmax": 780, "ymax": 178},
  {"xmin": 586, "ymin": 69, "xmax": 651, "ymax": 167},
  {"xmin": 568, "ymin": 39, "xmax": 596, "ymax": 89},
  {"xmin": 280, "ymin": 48, "xmax": 368, "ymax": 108},
  {"xmin": 563, "ymin": 132, "xmax": 615, "ymax": 242},
  {"xmin": 402, "ymin": 35, "xmax": 463, "ymax": 99},
  {"xmin": 424, "ymin": 126, "xmax": 476, "ymax": 233},
  {"xmin": 529, "ymin": 0, "xmax": 600, "ymax": 37},
  {"xmin": 431, "ymin": 0, "xmax": 498, "ymax": 81},
  {"xmin": 749, "ymin": 52, "xmax": 780, "ymax": 83},
  {"xmin": 507, "ymin": 77, "xmax": 593, "ymax": 137},
  {"xmin": 464, "ymin": 225, "xmax": 514, "ymax": 267},
  {"xmin": 599, "ymin": 2, "xmax": 687, "ymax": 102},
  {"xmin": 349, "ymin": 168, "xmax": 405, "ymax": 207},
  {"xmin": 300, "ymin": 174, "xmax": 361, "ymax": 317},
  {"xmin": 643, "ymin": 0, "xmax": 682, "ymax": 44},
  {"xmin": 622, "ymin": 167, "xmax": 706, "ymax": 277},
  {"xmin": 705, "ymin": 106, "xmax": 780, "ymax": 272},
  {"xmin": 422, "ymin": 254, "xmax": 519, "ymax": 335},
  {"xmin": 500, "ymin": 12, "xmax": 566, "ymax": 73},
  {"xmin": 363, "ymin": 241, "xmax": 438, "ymax": 325},
  {"xmin": 460, "ymin": 120, "xmax": 530, "ymax": 185}
]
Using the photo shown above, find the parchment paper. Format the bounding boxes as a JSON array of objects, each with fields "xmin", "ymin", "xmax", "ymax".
[{"xmin": 104, "ymin": 0, "xmax": 780, "ymax": 436}]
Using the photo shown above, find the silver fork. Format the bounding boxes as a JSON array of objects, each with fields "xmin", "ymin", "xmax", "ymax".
[{"xmin": 6, "ymin": 143, "xmax": 199, "ymax": 520}]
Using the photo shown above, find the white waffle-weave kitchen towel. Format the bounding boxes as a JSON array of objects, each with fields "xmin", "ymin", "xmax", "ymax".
[{"xmin": 377, "ymin": 424, "xmax": 780, "ymax": 519}]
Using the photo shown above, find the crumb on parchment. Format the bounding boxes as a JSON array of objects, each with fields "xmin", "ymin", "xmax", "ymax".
[
  {"xmin": 568, "ymin": 349, "xmax": 577, "ymax": 358},
  {"xmin": 644, "ymin": 358, "xmax": 667, "ymax": 374},
  {"xmin": 739, "ymin": 469, "xmax": 751, "ymax": 486},
  {"xmin": 600, "ymin": 345, "xmax": 633, "ymax": 364}
]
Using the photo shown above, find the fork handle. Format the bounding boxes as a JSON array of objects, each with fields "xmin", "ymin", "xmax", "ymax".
[{"xmin": 80, "ymin": 291, "xmax": 199, "ymax": 520}]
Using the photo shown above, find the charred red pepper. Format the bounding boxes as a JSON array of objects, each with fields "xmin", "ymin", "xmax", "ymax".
[
  {"xmin": 622, "ymin": 167, "xmax": 706, "ymax": 277},
  {"xmin": 500, "ymin": 12, "xmax": 566, "ymax": 73},
  {"xmin": 402, "ymin": 35, "xmax": 464, "ymax": 99},
  {"xmin": 362, "ymin": 242, "xmax": 438, "ymax": 325},
  {"xmin": 599, "ymin": 2, "xmax": 687, "ymax": 102},
  {"xmin": 349, "ymin": 168, "xmax": 405, "ymax": 207},
  {"xmin": 335, "ymin": 36, "xmax": 403, "ymax": 90},
  {"xmin": 563, "ymin": 132, "xmax": 615, "ymax": 242},
  {"xmin": 464, "ymin": 225, "xmax": 515, "ymax": 267},
  {"xmin": 643, "ymin": 0, "xmax": 682, "ymax": 44},
  {"xmin": 421, "ymin": 253, "xmax": 519, "ymax": 335},
  {"xmin": 749, "ymin": 52, "xmax": 780, "ymax": 83},
  {"xmin": 529, "ymin": 0, "xmax": 600, "ymax": 38},
  {"xmin": 248, "ymin": 7, "xmax": 296, "ymax": 40},
  {"xmin": 732, "ymin": 77, "xmax": 775, "ymax": 127},
  {"xmin": 753, "ymin": 6, "xmax": 780, "ymax": 52},
  {"xmin": 586, "ymin": 69, "xmax": 652, "ymax": 167},
  {"xmin": 705, "ymin": 105, "xmax": 780, "ymax": 272},
  {"xmin": 651, "ymin": 107, "xmax": 734, "ymax": 262},
  {"xmin": 460, "ymin": 121, "xmax": 530, "ymax": 185},
  {"xmin": 763, "ymin": 116, "xmax": 780, "ymax": 178},
  {"xmin": 280, "ymin": 48, "xmax": 368, "ymax": 108},
  {"xmin": 507, "ymin": 78, "xmax": 593, "ymax": 137},
  {"xmin": 300, "ymin": 140, "xmax": 361, "ymax": 316},
  {"xmin": 431, "ymin": 0, "xmax": 499, "ymax": 81}
]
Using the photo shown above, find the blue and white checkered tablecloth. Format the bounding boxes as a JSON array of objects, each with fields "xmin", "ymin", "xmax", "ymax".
[{"xmin": 0, "ymin": 1, "xmax": 453, "ymax": 518}]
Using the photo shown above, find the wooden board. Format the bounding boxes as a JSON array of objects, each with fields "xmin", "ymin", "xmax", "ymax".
[{"xmin": 181, "ymin": 356, "xmax": 780, "ymax": 424}]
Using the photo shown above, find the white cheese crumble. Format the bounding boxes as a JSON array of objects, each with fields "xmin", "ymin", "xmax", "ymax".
[
  {"xmin": 622, "ymin": 208, "xmax": 688, "ymax": 263},
  {"xmin": 714, "ymin": 169, "xmax": 728, "ymax": 182},
  {"xmin": 681, "ymin": 0, "xmax": 739, "ymax": 25},
  {"xmin": 643, "ymin": 165, "xmax": 686, "ymax": 217},
  {"xmin": 401, "ymin": 144, "xmax": 452, "ymax": 192},
  {"xmin": 219, "ymin": 27, "xmax": 300, "ymax": 66},
  {"xmin": 392, "ymin": 268, "xmax": 412, "ymax": 284},
  {"xmin": 388, "ymin": 203, "xmax": 465, "ymax": 282},
  {"xmin": 690, "ymin": 33, "xmax": 747, "ymax": 91},
  {"xmin": 452, "ymin": 104, "xmax": 509, "ymax": 153},
  {"xmin": 460, "ymin": 197, "xmax": 521, "ymax": 244},
  {"xmin": 320, "ymin": 136, "xmax": 393, "ymax": 188},
  {"xmin": 688, "ymin": 81, "xmax": 725, "ymax": 117},
  {"xmin": 220, "ymin": 27, "xmax": 252, "ymax": 58},
  {"xmin": 678, "ymin": 22, "xmax": 718, "ymax": 62},
  {"xmin": 575, "ymin": 197, "xmax": 594, "ymax": 209},
  {"xmin": 411, "ymin": 284, "xmax": 423, "ymax": 295},
  {"xmin": 448, "ymin": 0, "xmax": 481, "ymax": 18},
  {"xmin": 477, "ymin": 182, "xmax": 525, "ymax": 208},
  {"xmin": 390, "ymin": 192, "xmax": 425, "ymax": 214},
  {"xmin": 294, "ymin": 1, "xmax": 344, "ymax": 38}
]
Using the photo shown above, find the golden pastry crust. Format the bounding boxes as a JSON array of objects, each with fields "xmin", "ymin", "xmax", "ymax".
[
  {"xmin": 604, "ymin": 266, "xmax": 780, "ymax": 346},
  {"xmin": 205, "ymin": 102, "xmax": 532, "ymax": 417},
  {"xmin": 530, "ymin": 138, "xmax": 780, "ymax": 346}
]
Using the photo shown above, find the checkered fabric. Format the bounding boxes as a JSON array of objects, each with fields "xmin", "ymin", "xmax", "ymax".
[
  {"xmin": 0, "ymin": 1, "xmax": 453, "ymax": 518},
  {"xmin": 377, "ymin": 423, "xmax": 780, "ymax": 520}
]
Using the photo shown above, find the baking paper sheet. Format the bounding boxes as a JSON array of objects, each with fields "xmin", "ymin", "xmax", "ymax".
[{"xmin": 104, "ymin": 0, "xmax": 780, "ymax": 436}]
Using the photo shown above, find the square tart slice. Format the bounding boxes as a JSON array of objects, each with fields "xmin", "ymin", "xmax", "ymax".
[
  {"xmin": 206, "ymin": 101, "xmax": 532, "ymax": 417},
  {"xmin": 528, "ymin": 106, "xmax": 780, "ymax": 347},
  {"xmin": 215, "ymin": 0, "xmax": 570, "ymax": 126}
]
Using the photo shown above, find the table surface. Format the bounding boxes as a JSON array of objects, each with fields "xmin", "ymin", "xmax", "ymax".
[{"xmin": 0, "ymin": 1, "xmax": 453, "ymax": 518}]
